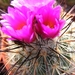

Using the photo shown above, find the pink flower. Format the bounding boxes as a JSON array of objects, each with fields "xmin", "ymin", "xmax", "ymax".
[
  {"xmin": 11, "ymin": 0, "xmax": 54, "ymax": 10},
  {"xmin": 0, "ymin": 6, "xmax": 36, "ymax": 43},
  {"xmin": 35, "ymin": 3, "xmax": 65, "ymax": 39},
  {"xmin": 0, "ymin": 0, "xmax": 65, "ymax": 43}
]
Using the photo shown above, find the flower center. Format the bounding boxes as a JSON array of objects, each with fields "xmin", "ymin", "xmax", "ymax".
[
  {"xmin": 43, "ymin": 18, "xmax": 56, "ymax": 28},
  {"xmin": 15, "ymin": 22, "xmax": 26, "ymax": 30}
]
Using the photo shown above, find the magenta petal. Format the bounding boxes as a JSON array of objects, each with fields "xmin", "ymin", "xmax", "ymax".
[
  {"xmin": 11, "ymin": 0, "xmax": 55, "ymax": 11},
  {"xmin": 8, "ymin": 7, "xmax": 15, "ymax": 14},
  {"xmin": 59, "ymin": 20, "xmax": 65, "ymax": 30},
  {"xmin": 53, "ymin": 5, "xmax": 61, "ymax": 19},
  {"xmin": 2, "ymin": 26, "xmax": 18, "ymax": 39}
]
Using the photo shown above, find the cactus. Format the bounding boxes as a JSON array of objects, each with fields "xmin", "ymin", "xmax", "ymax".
[
  {"xmin": 0, "ymin": 0, "xmax": 75, "ymax": 75},
  {"xmin": 7, "ymin": 16, "xmax": 75, "ymax": 75}
]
